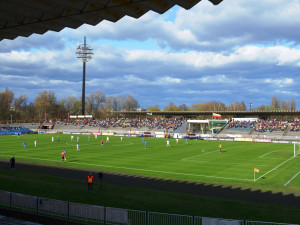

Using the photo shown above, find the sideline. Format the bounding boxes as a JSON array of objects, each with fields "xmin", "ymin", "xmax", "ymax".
[
  {"xmin": 255, "ymin": 157, "xmax": 295, "ymax": 182},
  {"xmin": 0, "ymin": 154, "xmax": 252, "ymax": 182},
  {"xmin": 182, "ymin": 145, "xmax": 243, "ymax": 161}
]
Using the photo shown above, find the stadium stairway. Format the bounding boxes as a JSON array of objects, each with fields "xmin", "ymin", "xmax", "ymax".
[
  {"xmin": 216, "ymin": 123, "xmax": 229, "ymax": 134},
  {"xmin": 171, "ymin": 121, "xmax": 188, "ymax": 133},
  {"xmin": 283, "ymin": 123, "xmax": 291, "ymax": 136},
  {"xmin": 249, "ymin": 129, "xmax": 254, "ymax": 135}
]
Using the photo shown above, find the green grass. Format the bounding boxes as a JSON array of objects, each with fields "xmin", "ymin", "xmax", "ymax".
[
  {"xmin": 1, "ymin": 134, "xmax": 300, "ymax": 223},
  {"xmin": 1, "ymin": 168, "xmax": 300, "ymax": 223},
  {"xmin": 1, "ymin": 134, "xmax": 299, "ymax": 194}
]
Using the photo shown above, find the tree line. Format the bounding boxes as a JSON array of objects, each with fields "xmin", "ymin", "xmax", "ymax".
[{"xmin": 0, "ymin": 87, "xmax": 297, "ymax": 123}]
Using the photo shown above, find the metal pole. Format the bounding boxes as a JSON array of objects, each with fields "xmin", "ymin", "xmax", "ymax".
[
  {"xmin": 82, "ymin": 36, "xmax": 86, "ymax": 116},
  {"xmin": 82, "ymin": 61, "xmax": 86, "ymax": 115}
]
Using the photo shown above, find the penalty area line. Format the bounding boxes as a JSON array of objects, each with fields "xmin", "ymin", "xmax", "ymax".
[
  {"xmin": 259, "ymin": 150, "xmax": 278, "ymax": 158},
  {"xmin": 284, "ymin": 171, "xmax": 300, "ymax": 187},
  {"xmin": 0, "ymin": 154, "xmax": 252, "ymax": 182}
]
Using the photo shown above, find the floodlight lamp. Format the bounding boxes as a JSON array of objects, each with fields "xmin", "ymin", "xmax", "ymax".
[{"xmin": 76, "ymin": 44, "xmax": 94, "ymax": 62}]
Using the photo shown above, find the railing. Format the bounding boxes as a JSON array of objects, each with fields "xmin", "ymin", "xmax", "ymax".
[{"xmin": 0, "ymin": 190, "xmax": 297, "ymax": 225}]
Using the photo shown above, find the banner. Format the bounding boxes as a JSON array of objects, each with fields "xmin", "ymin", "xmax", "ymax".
[
  {"xmin": 45, "ymin": 131, "xmax": 58, "ymax": 134},
  {"xmin": 252, "ymin": 138, "xmax": 271, "ymax": 143},
  {"xmin": 91, "ymin": 132, "xmax": 102, "ymax": 136},
  {"xmin": 234, "ymin": 138, "xmax": 253, "ymax": 142}
]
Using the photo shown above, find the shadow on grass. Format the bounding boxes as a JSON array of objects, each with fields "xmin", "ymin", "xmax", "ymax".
[{"xmin": 0, "ymin": 159, "xmax": 299, "ymax": 208}]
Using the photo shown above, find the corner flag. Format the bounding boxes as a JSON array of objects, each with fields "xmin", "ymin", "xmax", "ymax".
[{"xmin": 254, "ymin": 168, "xmax": 259, "ymax": 173}]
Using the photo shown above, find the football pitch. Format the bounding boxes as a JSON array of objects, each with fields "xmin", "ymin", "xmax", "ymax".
[{"xmin": 1, "ymin": 134, "xmax": 300, "ymax": 194}]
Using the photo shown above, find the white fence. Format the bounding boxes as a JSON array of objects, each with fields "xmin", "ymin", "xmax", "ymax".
[{"xmin": 0, "ymin": 190, "xmax": 297, "ymax": 225}]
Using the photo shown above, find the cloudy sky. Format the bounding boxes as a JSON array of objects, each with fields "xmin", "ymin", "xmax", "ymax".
[{"xmin": 1, "ymin": 0, "xmax": 300, "ymax": 109}]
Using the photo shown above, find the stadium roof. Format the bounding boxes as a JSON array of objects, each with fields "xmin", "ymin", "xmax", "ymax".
[
  {"xmin": 0, "ymin": 0, "xmax": 223, "ymax": 41},
  {"xmin": 113, "ymin": 110, "xmax": 300, "ymax": 117}
]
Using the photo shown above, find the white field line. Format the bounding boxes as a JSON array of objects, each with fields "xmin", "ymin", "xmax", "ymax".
[
  {"xmin": 182, "ymin": 145, "xmax": 243, "ymax": 161},
  {"xmin": 255, "ymin": 157, "xmax": 295, "ymax": 182},
  {"xmin": 185, "ymin": 159, "xmax": 272, "ymax": 167},
  {"xmin": 259, "ymin": 150, "xmax": 278, "ymax": 158},
  {"xmin": 284, "ymin": 171, "xmax": 300, "ymax": 186},
  {"xmin": 0, "ymin": 154, "xmax": 252, "ymax": 182},
  {"xmin": 0, "ymin": 150, "xmax": 28, "ymax": 154},
  {"xmin": 182, "ymin": 151, "xmax": 216, "ymax": 160},
  {"xmin": 64, "ymin": 142, "xmax": 133, "ymax": 147}
]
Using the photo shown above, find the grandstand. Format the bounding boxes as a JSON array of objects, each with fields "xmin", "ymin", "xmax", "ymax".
[
  {"xmin": 11, "ymin": 117, "xmax": 300, "ymax": 140},
  {"xmin": 0, "ymin": 125, "xmax": 35, "ymax": 135}
]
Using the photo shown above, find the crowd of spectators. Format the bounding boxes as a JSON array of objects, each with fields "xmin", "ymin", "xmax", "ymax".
[
  {"xmin": 227, "ymin": 121, "xmax": 257, "ymax": 130},
  {"xmin": 289, "ymin": 120, "xmax": 300, "ymax": 131},
  {"xmin": 254, "ymin": 119, "xmax": 288, "ymax": 132},
  {"xmin": 227, "ymin": 119, "xmax": 290, "ymax": 132},
  {"xmin": 57, "ymin": 118, "xmax": 187, "ymax": 131},
  {"xmin": 0, "ymin": 126, "xmax": 34, "ymax": 135}
]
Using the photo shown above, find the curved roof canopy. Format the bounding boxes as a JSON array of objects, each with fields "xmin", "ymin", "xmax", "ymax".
[{"xmin": 0, "ymin": 0, "xmax": 222, "ymax": 41}]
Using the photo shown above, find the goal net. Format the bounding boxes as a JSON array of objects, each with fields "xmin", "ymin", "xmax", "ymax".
[{"xmin": 294, "ymin": 143, "xmax": 300, "ymax": 157}]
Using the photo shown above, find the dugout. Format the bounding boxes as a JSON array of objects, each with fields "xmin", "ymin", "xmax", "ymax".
[
  {"xmin": 39, "ymin": 122, "xmax": 54, "ymax": 130},
  {"xmin": 187, "ymin": 119, "xmax": 228, "ymax": 134}
]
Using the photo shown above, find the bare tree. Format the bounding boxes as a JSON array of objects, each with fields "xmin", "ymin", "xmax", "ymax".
[
  {"xmin": 0, "ymin": 87, "xmax": 14, "ymax": 122},
  {"xmin": 164, "ymin": 102, "xmax": 180, "ymax": 111},
  {"xmin": 147, "ymin": 104, "xmax": 161, "ymax": 111},
  {"xmin": 86, "ymin": 91, "xmax": 106, "ymax": 116},
  {"xmin": 124, "ymin": 95, "xmax": 140, "ymax": 111},
  {"xmin": 34, "ymin": 90, "xmax": 57, "ymax": 121},
  {"xmin": 291, "ymin": 98, "xmax": 297, "ymax": 111},
  {"xmin": 178, "ymin": 104, "xmax": 190, "ymax": 111},
  {"xmin": 271, "ymin": 96, "xmax": 280, "ymax": 110}
]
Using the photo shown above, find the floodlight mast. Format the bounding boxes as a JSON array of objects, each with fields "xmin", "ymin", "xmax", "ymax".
[{"xmin": 76, "ymin": 36, "xmax": 94, "ymax": 115}]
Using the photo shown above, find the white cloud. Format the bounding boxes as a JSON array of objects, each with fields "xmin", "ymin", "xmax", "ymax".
[{"xmin": 265, "ymin": 78, "xmax": 294, "ymax": 87}]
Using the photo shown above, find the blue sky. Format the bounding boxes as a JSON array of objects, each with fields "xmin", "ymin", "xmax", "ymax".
[{"xmin": 1, "ymin": 0, "xmax": 300, "ymax": 109}]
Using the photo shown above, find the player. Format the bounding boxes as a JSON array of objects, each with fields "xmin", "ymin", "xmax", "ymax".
[
  {"xmin": 120, "ymin": 136, "xmax": 123, "ymax": 142},
  {"xmin": 57, "ymin": 136, "xmax": 60, "ymax": 141},
  {"xmin": 34, "ymin": 140, "xmax": 37, "ymax": 148},
  {"xmin": 106, "ymin": 136, "xmax": 109, "ymax": 142},
  {"xmin": 77, "ymin": 136, "xmax": 79, "ymax": 142},
  {"xmin": 77, "ymin": 143, "xmax": 80, "ymax": 151},
  {"xmin": 23, "ymin": 141, "xmax": 26, "ymax": 148},
  {"xmin": 142, "ymin": 138, "xmax": 144, "ymax": 142},
  {"xmin": 101, "ymin": 139, "xmax": 104, "ymax": 147},
  {"xmin": 51, "ymin": 136, "xmax": 54, "ymax": 142},
  {"xmin": 145, "ymin": 141, "xmax": 147, "ymax": 148},
  {"xmin": 88, "ymin": 136, "xmax": 90, "ymax": 142},
  {"xmin": 176, "ymin": 138, "xmax": 178, "ymax": 144},
  {"xmin": 166, "ymin": 139, "xmax": 170, "ymax": 147},
  {"xmin": 219, "ymin": 143, "xmax": 222, "ymax": 153},
  {"xmin": 61, "ymin": 150, "xmax": 66, "ymax": 161},
  {"xmin": 71, "ymin": 135, "xmax": 74, "ymax": 141},
  {"xmin": 95, "ymin": 134, "xmax": 98, "ymax": 139},
  {"xmin": 185, "ymin": 138, "xmax": 188, "ymax": 144}
]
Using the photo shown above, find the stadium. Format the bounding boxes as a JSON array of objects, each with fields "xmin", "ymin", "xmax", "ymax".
[
  {"xmin": 1, "ymin": 111, "xmax": 300, "ymax": 224},
  {"xmin": 1, "ymin": 0, "xmax": 300, "ymax": 225}
]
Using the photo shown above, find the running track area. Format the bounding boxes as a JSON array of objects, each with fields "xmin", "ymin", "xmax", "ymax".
[{"xmin": 0, "ymin": 159, "xmax": 299, "ymax": 208}]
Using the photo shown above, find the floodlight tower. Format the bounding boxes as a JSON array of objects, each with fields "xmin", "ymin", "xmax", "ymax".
[{"xmin": 76, "ymin": 37, "xmax": 94, "ymax": 115}]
